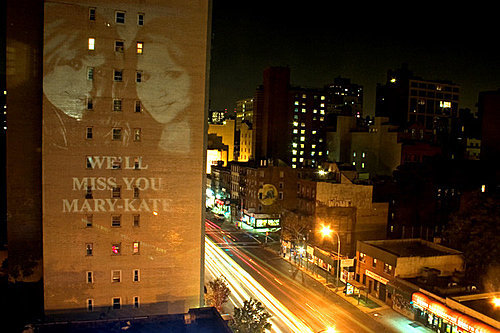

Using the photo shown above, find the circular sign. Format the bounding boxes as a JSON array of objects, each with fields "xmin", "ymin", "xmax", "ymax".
[{"xmin": 258, "ymin": 184, "xmax": 278, "ymax": 206}]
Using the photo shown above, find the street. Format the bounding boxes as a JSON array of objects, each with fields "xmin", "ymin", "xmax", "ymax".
[{"xmin": 205, "ymin": 218, "xmax": 432, "ymax": 333}]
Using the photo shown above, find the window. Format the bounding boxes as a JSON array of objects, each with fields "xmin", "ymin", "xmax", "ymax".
[
  {"xmin": 115, "ymin": 11, "xmax": 125, "ymax": 24},
  {"xmin": 112, "ymin": 128, "xmax": 122, "ymax": 140},
  {"xmin": 85, "ymin": 214, "xmax": 93, "ymax": 227},
  {"xmin": 111, "ymin": 243, "xmax": 121, "ymax": 255},
  {"xmin": 86, "ymin": 186, "xmax": 93, "ymax": 199},
  {"xmin": 132, "ymin": 269, "xmax": 141, "ymax": 282},
  {"xmin": 133, "ymin": 186, "xmax": 140, "ymax": 198},
  {"xmin": 114, "ymin": 69, "xmax": 123, "ymax": 82},
  {"xmin": 87, "ymin": 271, "xmax": 93, "ymax": 283},
  {"xmin": 279, "ymin": 192, "xmax": 283, "ymax": 200},
  {"xmin": 111, "ymin": 215, "xmax": 121, "ymax": 227},
  {"xmin": 133, "ymin": 128, "xmax": 141, "ymax": 142},
  {"xmin": 86, "ymin": 127, "xmax": 93, "ymax": 139},
  {"xmin": 89, "ymin": 8, "xmax": 96, "ymax": 21},
  {"xmin": 137, "ymin": 13, "xmax": 144, "ymax": 26},
  {"xmin": 136, "ymin": 41, "xmax": 143, "ymax": 54},
  {"xmin": 88, "ymin": 38, "xmax": 95, "ymax": 50},
  {"xmin": 86, "ymin": 243, "xmax": 93, "ymax": 256},
  {"xmin": 134, "ymin": 296, "xmax": 140, "ymax": 308},
  {"xmin": 87, "ymin": 299, "xmax": 94, "ymax": 312},
  {"xmin": 134, "ymin": 157, "xmax": 140, "ymax": 169},
  {"xmin": 384, "ymin": 263, "xmax": 393, "ymax": 274},
  {"xmin": 112, "ymin": 157, "xmax": 121, "ymax": 169},
  {"xmin": 112, "ymin": 297, "xmax": 121, "ymax": 310},
  {"xmin": 132, "ymin": 242, "xmax": 140, "ymax": 254},
  {"xmin": 86, "ymin": 156, "xmax": 93, "ymax": 169},
  {"xmin": 372, "ymin": 258, "xmax": 377, "ymax": 268},
  {"xmin": 136, "ymin": 71, "xmax": 142, "ymax": 83},
  {"xmin": 114, "ymin": 40, "xmax": 124, "ymax": 53},
  {"xmin": 113, "ymin": 99, "xmax": 122, "ymax": 111},
  {"xmin": 133, "ymin": 214, "xmax": 140, "ymax": 227},
  {"xmin": 87, "ymin": 67, "xmax": 94, "ymax": 80},
  {"xmin": 86, "ymin": 96, "xmax": 93, "ymax": 110},
  {"xmin": 135, "ymin": 100, "xmax": 141, "ymax": 112},
  {"xmin": 359, "ymin": 252, "xmax": 366, "ymax": 262},
  {"xmin": 112, "ymin": 186, "xmax": 121, "ymax": 198}
]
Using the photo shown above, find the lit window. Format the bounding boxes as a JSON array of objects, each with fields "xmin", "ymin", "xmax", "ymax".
[
  {"xmin": 359, "ymin": 252, "xmax": 366, "ymax": 262},
  {"xmin": 300, "ymin": 130, "xmax": 305, "ymax": 134},
  {"xmin": 294, "ymin": 101, "xmax": 299, "ymax": 105},
  {"xmin": 133, "ymin": 186, "xmax": 140, "ymax": 198},
  {"xmin": 311, "ymin": 152, "xmax": 315, "ymax": 156},
  {"xmin": 320, "ymin": 117, "xmax": 324, "ymax": 121},
  {"xmin": 86, "ymin": 243, "xmax": 93, "ymax": 256},
  {"xmin": 292, "ymin": 164, "xmax": 296, "ymax": 168},
  {"xmin": 312, "ymin": 130, "xmax": 316, "ymax": 134},
  {"xmin": 115, "ymin": 40, "xmax": 124, "ymax": 52},
  {"xmin": 87, "ymin": 67, "xmax": 94, "ymax": 80},
  {"xmin": 312, "ymin": 144, "xmax": 316, "ymax": 149},
  {"xmin": 292, "ymin": 150, "xmax": 297, "ymax": 155},
  {"xmin": 362, "ymin": 152, "xmax": 366, "ymax": 158},
  {"xmin": 89, "ymin": 8, "xmax": 96, "ymax": 21},
  {"xmin": 111, "ymin": 244, "xmax": 121, "ymax": 255},
  {"xmin": 137, "ymin": 13, "xmax": 144, "ymax": 26},
  {"xmin": 352, "ymin": 161, "xmax": 356, "ymax": 166},
  {"xmin": 313, "ymin": 109, "xmax": 317, "ymax": 114},
  {"xmin": 293, "ymin": 121, "xmax": 298, "ymax": 127},
  {"xmin": 115, "ymin": 11, "xmax": 125, "ymax": 24},
  {"xmin": 136, "ymin": 41, "xmax": 143, "ymax": 54},
  {"xmin": 292, "ymin": 158, "xmax": 296, "ymax": 162},
  {"xmin": 299, "ymin": 158, "xmax": 304, "ymax": 162},
  {"xmin": 318, "ymin": 152, "xmax": 322, "ymax": 156},
  {"xmin": 86, "ymin": 127, "xmax": 93, "ymax": 139},
  {"xmin": 361, "ymin": 162, "xmax": 365, "ymax": 168},
  {"xmin": 373, "ymin": 258, "xmax": 377, "ymax": 267},
  {"xmin": 320, "ymin": 110, "xmax": 325, "ymax": 115},
  {"xmin": 321, "ymin": 96, "xmax": 325, "ymax": 100},
  {"xmin": 113, "ymin": 69, "xmax": 123, "ymax": 82},
  {"xmin": 113, "ymin": 99, "xmax": 122, "ymax": 111},
  {"xmin": 302, "ymin": 94, "xmax": 306, "ymax": 98},
  {"xmin": 299, "ymin": 150, "xmax": 304, "ymax": 155},
  {"xmin": 353, "ymin": 152, "xmax": 356, "ymax": 157},
  {"xmin": 133, "ymin": 242, "xmax": 140, "ymax": 254},
  {"xmin": 136, "ymin": 71, "xmax": 142, "ymax": 83},
  {"xmin": 300, "ymin": 136, "xmax": 305, "ymax": 141},
  {"xmin": 112, "ymin": 297, "xmax": 121, "ymax": 310},
  {"xmin": 292, "ymin": 143, "xmax": 297, "ymax": 148},
  {"xmin": 133, "ymin": 214, "xmax": 140, "ymax": 227},
  {"xmin": 133, "ymin": 128, "xmax": 141, "ymax": 142},
  {"xmin": 301, "ymin": 108, "xmax": 306, "ymax": 113},
  {"xmin": 440, "ymin": 101, "xmax": 451, "ymax": 108},
  {"xmin": 301, "ymin": 122, "xmax": 305, "ymax": 127},
  {"xmin": 88, "ymin": 38, "xmax": 95, "ymax": 50},
  {"xmin": 293, "ymin": 129, "xmax": 298, "ymax": 134},
  {"xmin": 320, "ymin": 103, "xmax": 325, "ymax": 107}
]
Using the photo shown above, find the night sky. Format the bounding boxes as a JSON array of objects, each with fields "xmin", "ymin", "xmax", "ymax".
[{"xmin": 209, "ymin": 2, "xmax": 500, "ymax": 116}]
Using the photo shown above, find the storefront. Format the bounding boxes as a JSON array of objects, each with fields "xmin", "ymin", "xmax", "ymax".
[
  {"xmin": 241, "ymin": 211, "xmax": 280, "ymax": 230},
  {"xmin": 412, "ymin": 292, "xmax": 498, "ymax": 333},
  {"xmin": 364, "ymin": 269, "xmax": 389, "ymax": 302}
]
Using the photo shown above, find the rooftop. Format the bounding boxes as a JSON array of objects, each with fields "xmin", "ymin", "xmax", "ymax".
[{"xmin": 364, "ymin": 239, "xmax": 461, "ymax": 258}]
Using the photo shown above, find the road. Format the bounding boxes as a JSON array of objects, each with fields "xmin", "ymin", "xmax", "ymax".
[{"xmin": 205, "ymin": 218, "xmax": 399, "ymax": 333}]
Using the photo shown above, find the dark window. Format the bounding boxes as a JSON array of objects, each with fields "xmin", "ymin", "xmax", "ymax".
[
  {"xmin": 115, "ymin": 11, "xmax": 125, "ymax": 24},
  {"xmin": 89, "ymin": 8, "xmax": 96, "ymax": 21},
  {"xmin": 133, "ymin": 187, "xmax": 140, "ymax": 198},
  {"xmin": 112, "ymin": 128, "xmax": 122, "ymax": 140},
  {"xmin": 113, "ymin": 99, "xmax": 122, "ymax": 111},
  {"xmin": 136, "ymin": 71, "xmax": 142, "ymax": 83},
  {"xmin": 112, "ymin": 297, "xmax": 121, "ymax": 309},
  {"xmin": 87, "ymin": 271, "xmax": 93, "ymax": 283},
  {"xmin": 134, "ymin": 296, "xmax": 140, "ymax": 308},
  {"xmin": 135, "ymin": 100, "xmax": 141, "ymax": 112},
  {"xmin": 137, "ymin": 13, "xmax": 144, "ymax": 26},
  {"xmin": 111, "ymin": 215, "xmax": 121, "ymax": 227},
  {"xmin": 86, "ymin": 127, "xmax": 93, "ymax": 139},
  {"xmin": 85, "ymin": 214, "xmax": 93, "ymax": 227},
  {"xmin": 114, "ymin": 70, "xmax": 123, "ymax": 82},
  {"xmin": 133, "ymin": 269, "xmax": 140, "ymax": 282},
  {"xmin": 87, "ymin": 97, "xmax": 93, "ymax": 110},
  {"xmin": 86, "ymin": 243, "xmax": 93, "ymax": 256},
  {"xmin": 133, "ymin": 214, "xmax": 140, "ymax": 227},
  {"xmin": 87, "ymin": 299, "xmax": 94, "ymax": 312},
  {"xmin": 115, "ymin": 40, "xmax": 124, "ymax": 52}
]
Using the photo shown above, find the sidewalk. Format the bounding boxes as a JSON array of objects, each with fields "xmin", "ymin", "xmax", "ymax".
[{"xmin": 262, "ymin": 244, "xmax": 433, "ymax": 333}]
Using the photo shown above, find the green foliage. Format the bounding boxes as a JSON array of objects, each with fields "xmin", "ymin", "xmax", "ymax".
[
  {"xmin": 444, "ymin": 191, "xmax": 500, "ymax": 287},
  {"xmin": 230, "ymin": 298, "xmax": 272, "ymax": 333},
  {"xmin": 205, "ymin": 277, "xmax": 231, "ymax": 312}
]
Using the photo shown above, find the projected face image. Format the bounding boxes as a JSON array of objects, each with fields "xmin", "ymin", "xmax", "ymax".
[{"xmin": 43, "ymin": 13, "xmax": 193, "ymax": 153}]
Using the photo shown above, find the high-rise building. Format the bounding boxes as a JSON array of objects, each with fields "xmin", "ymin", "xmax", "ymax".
[
  {"xmin": 252, "ymin": 67, "xmax": 328, "ymax": 169},
  {"xmin": 325, "ymin": 77, "xmax": 363, "ymax": 117},
  {"xmin": 376, "ymin": 64, "xmax": 460, "ymax": 134},
  {"xmin": 7, "ymin": 0, "xmax": 210, "ymax": 319},
  {"xmin": 235, "ymin": 98, "xmax": 253, "ymax": 130}
]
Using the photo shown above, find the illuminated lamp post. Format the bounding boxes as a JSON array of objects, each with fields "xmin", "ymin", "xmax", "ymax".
[{"xmin": 320, "ymin": 225, "xmax": 341, "ymax": 291}]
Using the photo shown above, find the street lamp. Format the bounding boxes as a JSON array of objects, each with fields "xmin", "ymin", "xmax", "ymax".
[{"xmin": 320, "ymin": 224, "xmax": 341, "ymax": 290}]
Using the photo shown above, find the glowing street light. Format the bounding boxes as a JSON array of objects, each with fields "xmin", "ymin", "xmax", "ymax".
[
  {"xmin": 320, "ymin": 224, "xmax": 341, "ymax": 290},
  {"xmin": 321, "ymin": 225, "xmax": 332, "ymax": 237},
  {"xmin": 492, "ymin": 297, "xmax": 500, "ymax": 308}
]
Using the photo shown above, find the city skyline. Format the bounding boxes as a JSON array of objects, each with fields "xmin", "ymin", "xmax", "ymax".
[{"xmin": 209, "ymin": 2, "xmax": 499, "ymax": 114}]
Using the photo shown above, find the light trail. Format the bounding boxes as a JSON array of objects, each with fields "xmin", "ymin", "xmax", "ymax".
[{"xmin": 205, "ymin": 236, "xmax": 314, "ymax": 333}]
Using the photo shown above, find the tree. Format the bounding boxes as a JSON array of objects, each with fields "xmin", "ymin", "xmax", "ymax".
[
  {"xmin": 230, "ymin": 298, "xmax": 272, "ymax": 333},
  {"xmin": 444, "ymin": 191, "xmax": 500, "ymax": 287},
  {"xmin": 205, "ymin": 277, "xmax": 231, "ymax": 313},
  {"xmin": 281, "ymin": 209, "xmax": 312, "ymax": 243}
]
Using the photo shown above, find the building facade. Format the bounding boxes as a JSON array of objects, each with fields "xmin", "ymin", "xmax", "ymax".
[{"xmin": 41, "ymin": 0, "xmax": 210, "ymax": 318}]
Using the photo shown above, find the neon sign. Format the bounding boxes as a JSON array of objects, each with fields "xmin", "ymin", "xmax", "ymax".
[{"xmin": 412, "ymin": 292, "xmax": 497, "ymax": 333}]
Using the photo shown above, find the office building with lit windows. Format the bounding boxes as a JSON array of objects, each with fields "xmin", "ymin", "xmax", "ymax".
[
  {"xmin": 7, "ymin": 0, "xmax": 210, "ymax": 319},
  {"xmin": 252, "ymin": 67, "xmax": 328, "ymax": 169}
]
